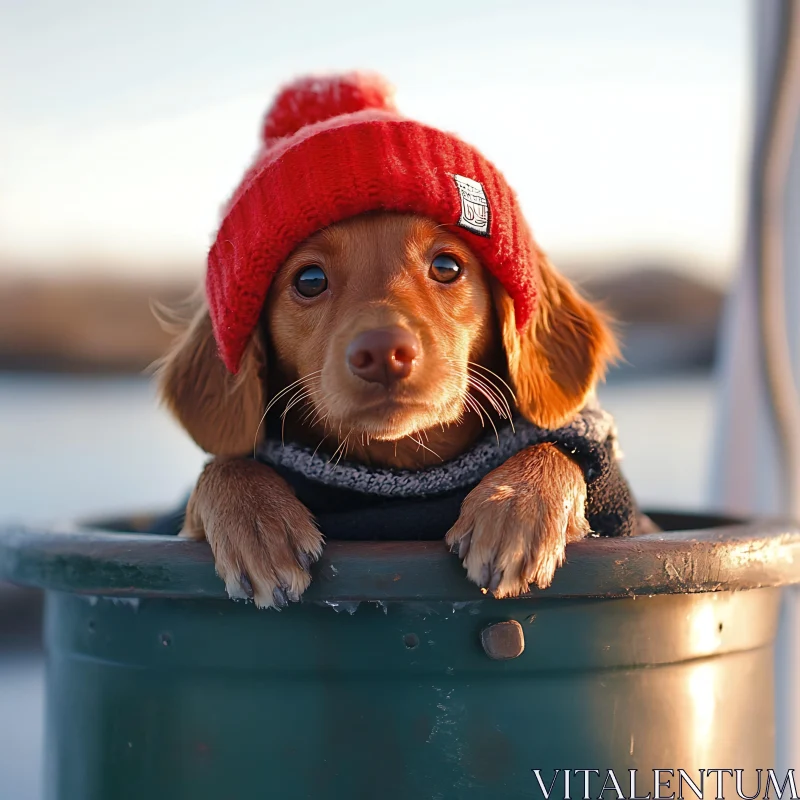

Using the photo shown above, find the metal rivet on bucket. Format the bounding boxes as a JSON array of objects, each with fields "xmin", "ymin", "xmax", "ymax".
[{"xmin": 480, "ymin": 620, "xmax": 525, "ymax": 660}]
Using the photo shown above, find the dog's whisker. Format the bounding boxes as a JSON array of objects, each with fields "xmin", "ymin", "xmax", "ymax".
[
  {"xmin": 466, "ymin": 369, "xmax": 515, "ymax": 431},
  {"xmin": 461, "ymin": 360, "xmax": 514, "ymax": 410},
  {"xmin": 466, "ymin": 369, "xmax": 506, "ymax": 403},
  {"xmin": 437, "ymin": 358, "xmax": 513, "ymax": 427},
  {"xmin": 327, "ymin": 438, "xmax": 344, "ymax": 465},
  {"xmin": 280, "ymin": 387, "xmax": 318, "ymax": 445},
  {"xmin": 466, "ymin": 391, "xmax": 500, "ymax": 445},
  {"xmin": 462, "ymin": 395, "xmax": 481, "ymax": 426},
  {"xmin": 466, "ymin": 369, "xmax": 512, "ymax": 413},
  {"xmin": 311, "ymin": 428, "xmax": 331, "ymax": 459},
  {"xmin": 468, "ymin": 376, "xmax": 505, "ymax": 416},
  {"xmin": 462, "ymin": 390, "xmax": 486, "ymax": 426},
  {"xmin": 459, "ymin": 394, "xmax": 486, "ymax": 428},
  {"xmin": 280, "ymin": 387, "xmax": 318, "ymax": 420},
  {"xmin": 467, "ymin": 361, "xmax": 517, "ymax": 402},
  {"xmin": 465, "ymin": 394, "xmax": 496, "ymax": 443},
  {"xmin": 305, "ymin": 399, "xmax": 330, "ymax": 431},
  {"xmin": 315, "ymin": 414, "xmax": 334, "ymax": 437},
  {"xmin": 407, "ymin": 433, "xmax": 443, "ymax": 462},
  {"xmin": 252, "ymin": 370, "xmax": 324, "ymax": 455},
  {"xmin": 264, "ymin": 371, "xmax": 324, "ymax": 416},
  {"xmin": 324, "ymin": 422, "xmax": 352, "ymax": 466},
  {"xmin": 299, "ymin": 398, "xmax": 324, "ymax": 427},
  {"xmin": 462, "ymin": 393, "xmax": 483, "ymax": 425},
  {"xmin": 328, "ymin": 430, "xmax": 352, "ymax": 466},
  {"xmin": 279, "ymin": 385, "xmax": 319, "ymax": 423},
  {"xmin": 340, "ymin": 433, "xmax": 353, "ymax": 465},
  {"xmin": 282, "ymin": 386, "xmax": 321, "ymax": 419},
  {"xmin": 469, "ymin": 378, "xmax": 512, "ymax": 423},
  {"xmin": 283, "ymin": 375, "xmax": 333, "ymax": 434},
  {"xmin": 464, "ymin": 397, "xmax": 485, "ymax": 428}
]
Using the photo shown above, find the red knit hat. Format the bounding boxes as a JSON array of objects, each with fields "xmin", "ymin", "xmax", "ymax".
[{"xmin": 207, "ymin": 72, "xmax": 539, "ymax": 373}]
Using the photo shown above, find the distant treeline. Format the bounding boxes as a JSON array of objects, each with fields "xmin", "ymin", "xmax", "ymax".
[{"xmin": 0, "ymin": 266, "xmax": 723, "ymax": 376}]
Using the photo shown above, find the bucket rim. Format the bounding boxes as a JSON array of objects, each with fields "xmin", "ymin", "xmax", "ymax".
[{"xmin": 1, "ymin": 511, "xmax": 800, "ymax": 601}]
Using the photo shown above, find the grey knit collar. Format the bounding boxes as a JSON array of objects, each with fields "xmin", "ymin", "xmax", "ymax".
[{"xmin": 257, "ymin": 398, "xmax": 614, "ymax": 500}]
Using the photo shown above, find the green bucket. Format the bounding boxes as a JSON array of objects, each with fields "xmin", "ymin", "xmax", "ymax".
[{"xmin": 2, "ymin": 512, "xmax": 799, "ymax": 800}]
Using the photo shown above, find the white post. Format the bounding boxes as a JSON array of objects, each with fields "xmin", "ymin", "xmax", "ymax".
[{"xmin": 710, "ymin": 0, "xmax": 800, "ymax": 772}]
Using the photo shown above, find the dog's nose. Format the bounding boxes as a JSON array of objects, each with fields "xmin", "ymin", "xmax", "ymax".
[{"xmin": 347, "ymin": 327, "xmax": 419, "ymax": 386}]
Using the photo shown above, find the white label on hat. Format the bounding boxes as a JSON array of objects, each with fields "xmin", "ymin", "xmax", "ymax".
[{"xmin": 453, "ymin": 174, "xmax": 490, "ymax": 236}]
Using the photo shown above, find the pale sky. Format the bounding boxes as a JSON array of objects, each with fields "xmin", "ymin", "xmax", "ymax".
[{"xmin": 0, "ymin": 0, "xmax": 750, "ymax": 281}]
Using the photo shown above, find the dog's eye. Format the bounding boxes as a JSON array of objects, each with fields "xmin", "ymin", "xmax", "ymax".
[
  {"xmin": 429, "ymin": 254, "xmax": 462, "ymax": 284},
  {"xmin": 294, "ymin": 265, "xmax": 328, "ymax": 298}
]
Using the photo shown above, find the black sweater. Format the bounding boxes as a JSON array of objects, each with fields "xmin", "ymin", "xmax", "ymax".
[{"xmin": 257, "ymin": 402, "xmax": 641, "ymax": 541}]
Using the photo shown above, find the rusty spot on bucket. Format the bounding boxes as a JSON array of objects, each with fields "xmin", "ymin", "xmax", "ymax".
[{"xmin": 480, "ymin": 620, "xmax": 525, "ymax": 660}]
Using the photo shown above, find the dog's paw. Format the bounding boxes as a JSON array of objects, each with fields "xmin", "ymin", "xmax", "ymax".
[
  {"xmin": 182, "ymin": 458, "xmax": 323, "ymax": 609},
  {"xmin": 206, "ymin": 501, "xmax": 322, "ymax": 610},
  {"xmin": 445, "ymin": 443, "xmax": 589, "ymax": 597}
]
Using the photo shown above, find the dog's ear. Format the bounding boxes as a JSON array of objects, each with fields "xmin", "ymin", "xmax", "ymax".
[
  {"xmin": 155, "ymin": 301, "xmax": 266, "ymax": 456},
  {"xmin": 493, "ymin": 251, "xmax": 618, "ymax": 430}
]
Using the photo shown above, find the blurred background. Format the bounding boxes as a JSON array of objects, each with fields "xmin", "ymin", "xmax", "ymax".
[{"xmin": 0, "ymin": 0, "xmax": 756, "ymax": 797}]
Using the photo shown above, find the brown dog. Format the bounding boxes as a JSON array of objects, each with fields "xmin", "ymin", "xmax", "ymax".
[{"xmin": 157, "ymin": 212, "xmax": 621, "ymax": 608}]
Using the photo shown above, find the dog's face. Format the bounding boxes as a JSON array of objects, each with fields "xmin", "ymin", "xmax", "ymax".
[
  {"xmin": 158, "ymin": 212, "xmax": 616, "ymax": 462},
  {"xmin": 264, "ymin": 214, "xmax": 498, "ymax": 442}
]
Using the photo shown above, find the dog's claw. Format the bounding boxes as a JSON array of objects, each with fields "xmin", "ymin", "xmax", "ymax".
[
  {"xmin": 489, "ymin": 569, "xmax": 502, "ymax": 593},
  {"xmin": 297, "ymin": 552, "xmax": 314, "ymax": 572},
  {"xmin": 479, "ymin": 563, "xmax": 491, "ymax": 589},
  {"xmin": 272, "ymin": 587, "xmax": 289, "ymax": 609},
  {"xmin": 239, "ymin": 572, "xmax": 254, "ymax": 599},
  {"xmin": 458, "ymin": 533, "xmax": 472, "ymax": 560}
]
